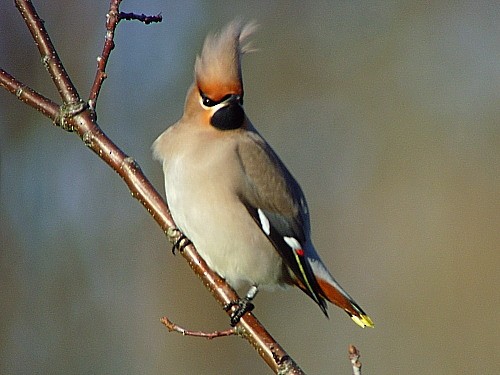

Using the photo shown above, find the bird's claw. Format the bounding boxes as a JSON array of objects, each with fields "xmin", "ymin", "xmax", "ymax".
[
  {"xmin": 169, "ymin": 230, "xmax": 191, "ymax": 255},
  {"xmin": 224, "ymin": 298, "xmax": 255, "ymax": 326}
]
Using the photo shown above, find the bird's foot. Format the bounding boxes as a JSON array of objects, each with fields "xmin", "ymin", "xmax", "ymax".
[
  {"xmin": 167, "ymin": 228, "xmax": 192, "ymax": 255},
  {"xmin": 224, "ymin": 298, "xmax": 255, "ymax": 326},
  {"xmin": 224, "ymin": 285, "xmax": 258, "ymax": 326},
  {"xmin": 172, "ymin": 233, "xmax": 191, "ymax": 254}
]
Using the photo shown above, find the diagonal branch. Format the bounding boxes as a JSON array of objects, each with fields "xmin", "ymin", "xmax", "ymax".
[
  {"xmin": 0, "ymin": 68, "xmax": 59, "ymax": 119},
  {"xmin": 1, "ymin": 1, "xmax": 305, "ymax": 374},
  {"xmin": 15, "ymin": 0, "xmax": 80, "ymax": 105}
]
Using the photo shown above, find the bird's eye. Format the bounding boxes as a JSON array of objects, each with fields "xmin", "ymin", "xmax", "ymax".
[{"xmin": 200, "ymin": 90, "xmax": 217, "ymax": 107}]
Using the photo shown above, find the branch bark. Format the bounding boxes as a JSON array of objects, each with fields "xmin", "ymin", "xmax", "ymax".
[{"xmin": 1, "ymin": 1, "xmax": 305, "ymax": 374}]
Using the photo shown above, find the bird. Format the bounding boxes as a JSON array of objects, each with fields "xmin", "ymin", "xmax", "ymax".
[{"xmin": 153, "ymin": 21, "xmax": 374, "ymax": 328}]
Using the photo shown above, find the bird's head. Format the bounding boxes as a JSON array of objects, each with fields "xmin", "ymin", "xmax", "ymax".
[{"xmin": 184, "ymin": 21, "xmax": 257, "ymax": 131}]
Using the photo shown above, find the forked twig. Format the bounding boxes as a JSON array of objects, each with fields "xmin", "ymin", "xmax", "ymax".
[
  {"xmin": 88, "ymin": 1, "xmax": 162, "ymax": 111},
  {"xmin": 160, "ymin": 317, "xmax": 237, "ymax": 339}
]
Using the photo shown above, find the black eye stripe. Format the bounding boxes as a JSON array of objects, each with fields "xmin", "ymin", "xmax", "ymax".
[{"xmin": 199, "ymin": 90, "xmax": 243, "ymax": 107}]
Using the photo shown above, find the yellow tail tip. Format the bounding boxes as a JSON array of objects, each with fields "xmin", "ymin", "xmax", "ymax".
[{"xmin": 351, "ymin": 314, "xmax": 374, "ymax": 328}]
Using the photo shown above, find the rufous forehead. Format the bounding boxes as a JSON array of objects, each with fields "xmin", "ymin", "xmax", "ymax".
[{"xmin": 197, "ymin": 81, "xmax": 242, "ymax": 101}]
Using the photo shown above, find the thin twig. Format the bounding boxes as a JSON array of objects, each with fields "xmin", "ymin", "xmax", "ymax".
[
  {"xmin": 88, "ymin": 0, "xmax": 121, "ymax": 111},
  {"xmin": 160, "ymin": 317, "xmax": 236, "ymax": 339},
  {"xmin": 348, "ymin": 344, "xmax": 362, "ymax": 375},
  {"xmin": 119, "ymin": 12, "xmax": 162, "ymax": 24},
  {"xmin": 2, "ymin": 2, "xmax": 305, "ymax": 374}
]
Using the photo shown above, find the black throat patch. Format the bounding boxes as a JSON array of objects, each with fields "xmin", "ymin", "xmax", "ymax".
[{"xmin": 211, "ymin": 102, "xmax": 245, "ymax": 130}]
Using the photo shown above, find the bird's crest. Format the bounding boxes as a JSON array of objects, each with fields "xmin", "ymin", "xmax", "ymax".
[{"xmin": 195, "ymin": 20, "xmax": 257, "ymax": 101}]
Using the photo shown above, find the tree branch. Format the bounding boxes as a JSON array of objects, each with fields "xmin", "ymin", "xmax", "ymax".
[{"xmin": 1, "ymin": 1, "xmax": 305, "ymax": 373}]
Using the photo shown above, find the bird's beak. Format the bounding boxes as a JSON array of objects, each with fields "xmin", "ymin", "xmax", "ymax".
[{"xmin": 223, "ymin": 94, "xmax": 243, "ymax": 106}]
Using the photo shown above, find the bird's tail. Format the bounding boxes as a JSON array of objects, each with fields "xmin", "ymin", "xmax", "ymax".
[
  {"xmin": 305, "ymin": 255, "xmax": 374, "ymax": 328},
  {"xmin": 316, "ymin": 276, "xmax": 374, "ymax": 328}
]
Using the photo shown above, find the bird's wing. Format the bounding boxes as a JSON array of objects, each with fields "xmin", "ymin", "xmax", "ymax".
[{"xmin": 236, "ymin": 130, "xmax": 328, "ymax": 314}]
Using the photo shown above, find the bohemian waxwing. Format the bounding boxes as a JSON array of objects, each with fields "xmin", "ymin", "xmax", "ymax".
[{"xmin": 153, "ymin": 21, "xmax": 374, "ymax": 328}]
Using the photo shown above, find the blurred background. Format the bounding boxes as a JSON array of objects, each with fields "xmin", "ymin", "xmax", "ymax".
[{"xmin": 1, "ymin": 1, "xmax": 498, "ymax": 374}]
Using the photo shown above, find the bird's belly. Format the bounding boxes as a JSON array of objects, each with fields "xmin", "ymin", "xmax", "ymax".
[{"xmin": 164, "ymin": 161, "xmax": 287, "ymax": 289}]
